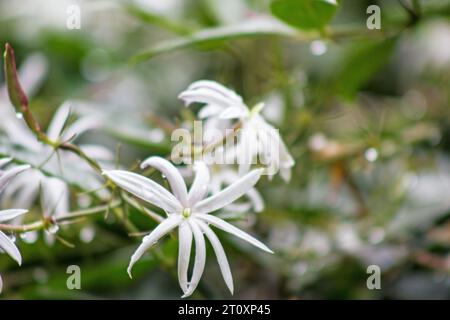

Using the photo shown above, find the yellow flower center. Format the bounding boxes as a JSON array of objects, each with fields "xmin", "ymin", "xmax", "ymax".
[{"xmin": 182, "ymin": 208, "xmax": 192, "ymax": 218}]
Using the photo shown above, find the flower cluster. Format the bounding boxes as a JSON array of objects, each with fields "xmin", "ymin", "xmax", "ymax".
[
  {"xmin": 0, "ymin": 158, "xmax": 29, "ymax": 293},
  {"xmin": 0, "ymin": 50, "xmax": 294, "ymax": 298}
]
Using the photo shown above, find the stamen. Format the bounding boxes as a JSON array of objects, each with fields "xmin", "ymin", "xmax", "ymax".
[{"xmin": 182, "ymin": 208, "xmax": 192, "ymax": 218}]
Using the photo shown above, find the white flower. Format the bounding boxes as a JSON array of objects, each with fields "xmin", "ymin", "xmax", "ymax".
[
  {"xmin": 0, "ymin": 159, "xmax": 29, "ymax": 293},
  {"xmin": 209, "ymin": 165, "xmax": 264, "ymax": 215},
  {"xmin": 179, "ymin": 80, "xmax": 295, "ymax": 181},
  {"xmin": 103, "ymin": 156, "xmax": 273, "ymax": 297},
  {"xmin": 1, "ymin": 102, "xmax": 112, "ymax": 225}
]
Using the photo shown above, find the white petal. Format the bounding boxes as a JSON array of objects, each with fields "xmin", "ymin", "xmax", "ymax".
[
  {"xmin": 186, "ymin": 80, "xmax": 243, "ymax": 104},
  {"xmin": 246, "ymin": 188, "xmax": 264, "ymax": 212},
  {"xmin": 41, "ymin": 177, "xmax": 69, "ymax": 217},
  {"xmin": 62, "ymin": 116, "xmax": 100, "ymax": 140},
  {"xmin": 0, "ymin": 209, "xmax": 28, "ymax": 222},
  {"xmin": 198, "ymin": 104, "xmax": 223, "ymax": 119},
  {"xmin": 127, "ymin": 214, "xmax": 183, "ymax": 277},
  {"xmin": 0, "ymin": 274, "xmax": 2, "ymax": 293},
  {"xmin": 17, "ymin": 53, "xmax": 48, "ymax": 98},
  {"xmin": 0, "ymin": 164, "xmax": 30, "ymax": 194},
  {"xmin": 193, "ymin": 169, "xmax": 263, "ymax": 214},
  {"xmin": 0, "ymin": 158, "xmax": 12, "ymax": 168},
  {"xmin": 47, "ymin": 102, "xmax": 71, "ymax": 141},
  {"xmin": 140, "ymin": 157, "xmax": 188, "ymax": 206},
  {"xmin": 196, "ymin": 214, "xmax": 273, "ymax": 254},
  {"xmin": 103, "ymin": 170, "xmax": 182, "ymax": 214},
  {"xmin": 182, "ymin": 219, "xmax": 206, "ymax": 298},
  {"xmin": 79, "ymin": 144, "xmax": 114, "ymax": 161},
  {"xmin": 0, "ymin": 231, "xmax": 22, "ymax": 265},
  {"xmin": 219, "ymin": 106, "xmax": 249, "ymax": 119},
  {"xmin": 188, "ymin": 161, "xmax": 210, "ymax": 206},
  {"xmin": 178, "ymin": 221, "xmax": 193, "ymax": 294},
  {"xmin": 196, "ymin": 219, "xmax": 234, "ymax": 294},
  {"xmin": 179, "ymin": 88, "xmax": 235, "ymax": 108}
]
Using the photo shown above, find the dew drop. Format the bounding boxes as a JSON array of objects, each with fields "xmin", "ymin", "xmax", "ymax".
[
  {"xmin": 20, "ymin": 231, "xmax": 38, "ymax": 244},
  {"xmin": 47, "ymin": 224, "xmax": 60, "ymax": 234},
  {"xmin": 16, "ymin": 112, "xmax": 23, "ymax": 119}
]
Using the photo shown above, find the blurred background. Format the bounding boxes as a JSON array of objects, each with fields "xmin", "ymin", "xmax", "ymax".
[{"xmin": 1, "ymin": 0, "xmax": 450, "ymax": 299}]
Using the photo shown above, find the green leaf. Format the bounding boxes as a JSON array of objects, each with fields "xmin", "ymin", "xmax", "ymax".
[
  {"xmin": 125, "ymin": 3, "xmax": 193, "ymax": 35},
  {"xmin": 335, "ymin": 37, "xmax": 397, "ymax": 99},
  {"xmin": 270, "ymin": 0, "xmax": 339, "ymax": 31},
  {"xmin": 130, "ymin": 17, "xmax": 301, "ymax": 64}
]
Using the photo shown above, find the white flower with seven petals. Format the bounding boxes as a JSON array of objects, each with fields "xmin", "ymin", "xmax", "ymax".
[
  {"xmin": 179, "ymin": 80, "xmax": 295, "ymax": 181},
  {"xmin": 0, "ymin": 158, "xmax": 30, "ymax": 293},
  {"xmin": 103, "ymin": 156, "xmax": 273, "ymax": 298}
]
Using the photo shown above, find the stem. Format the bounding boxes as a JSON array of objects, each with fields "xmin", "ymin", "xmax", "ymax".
[
  {"xmin": 122, "ymin": 193, "xmax": 164, "ymax": 223},
  {"xmin": 58, "ymin": 142, "xmax": 103, "ymax": 174},
  {"xmin": 0, "ymin": 200, "xmax": 121, "ymax": 233}
]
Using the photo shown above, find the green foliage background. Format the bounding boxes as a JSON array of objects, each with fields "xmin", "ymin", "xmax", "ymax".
[{"xmin": 1, "ymin": 0, "xmax": 450, "ymax": 299}]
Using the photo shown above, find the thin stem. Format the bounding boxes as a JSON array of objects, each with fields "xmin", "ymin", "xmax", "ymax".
[
  {"xmin": 122, "ymin": 193, "xmax": 164, "ymax": 223},
  {"xmin": 0, "ymin": 200, "xmax": 121, "ymax": 233}
]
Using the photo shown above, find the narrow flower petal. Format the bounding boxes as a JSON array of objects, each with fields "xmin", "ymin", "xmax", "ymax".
[
  {"xmin": 0, "ymin": 209, "xmax": 27, "ymax": 222},
  {"xmin": 182, "ymin": 219, "xmax": 206, "ymax": 298},
  {"xmin": 0, "ymin": 164, "xmax": 30, "ymax": 194},
  {"xmin": 178, "ymin": 221, "xmax": 193, "ymax": 294},
  {"xmin": 179, "ymin": 88, "xmax": 236, "ymax": 108},
  {"xmin": 196, "ymin": 219, "xmax": 234, "ymax": 294},
  {"xmin": 186, "ymin": 80, "xmax": 243, "ymax": 104},
  {"xmin": 196, "ymin": 214, "xmax": 273, "ymax": 254},
  {"xmin": 198, "ymin": 104, "xmax": 222, "ymax": 119},
  {"xmin": 0, "ymin": 231, "xmax": 22, "ymax": 265},
  {"xmin": 193, "ymin": 169, "xmax": 263, "ymax": 214},
  {"xmin": 79, "ymin": 144, "xmax": 114, "ymax": 161},
  {"xmin": 41, "ymin": 177, "xmax": 69, "ymax": 218},
  {"xmin": 188, "ymin": 161, "xmax": 210, "ymax": 206},
  {"xmin": 62, "ymin": 116, "xmax": 100, "ymax": 140},
  {"xmin": 219, "ymin": 106, "xmax": 249, "ymax": 119},
  {"xmin": 140, "ymin": 157, "xmax": 188, "ymax": 206},
  {"xmin": 46, "ymin": 102, "xmax": 71, "ymax": 141},
  {"xmin": 103, "ymin": 170, "xmax": 182, "ymax": 214},
  {"xmin": 128, "ymin": 214, "xmax": 183, "ymax": 277},
  {"xmin": 0, "ymin": 274, "xmax": 2, "ymax": 293},
  {"xmin": 0, "ymin": 158, "xmax": 12, "ymax": 168},
  {"xmin": 246, "ymin": 188, "xmax": 264, "ymax": 212}
]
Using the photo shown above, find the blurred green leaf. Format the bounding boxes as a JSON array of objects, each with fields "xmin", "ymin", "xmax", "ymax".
[
  {"xmin": 335, "ymin": 37, "xmax": 397, "ymax": 99},
  {"xmin": 130, "ymin": 17, "xmax": 301, "ymax": 63},
  {"xmin": 270, "ymin": 0, "xmax": 339, "ymax": 31},
  {"xmin": 125, "ymin": 4, "xmax": 193, "ymax": 35}
]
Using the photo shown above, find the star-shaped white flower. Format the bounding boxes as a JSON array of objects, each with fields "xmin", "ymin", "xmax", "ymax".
[
  {"xmin": 0, "ymin": 158, "xmax": 29, "ymax": 293},
  {"xmin": 1, "ymin": 102, "xmax": 112, "ymax": 227},
  {"xmin": 103, "ymin": 156, "xmax": 273, "ymax": 297},
  {"xmin": 179, "ymin": 80, "xmax": 295, "ymax": 182}
]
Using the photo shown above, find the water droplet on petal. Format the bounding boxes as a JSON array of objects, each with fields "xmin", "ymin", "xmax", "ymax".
[
  {"xmin": 20, "ymin": 231, "xmax": 38, "ymax": 244},
  {"xmin": 15, "ymin": 112, "xmax": 23, "ymax": 119},
  {"xmin": 9, "ymin": 234, "xmax": 16, "ymax": 243},
  {"xmin": 47, "ymin": 224, "xmax": 59, "ymax": 234}
]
